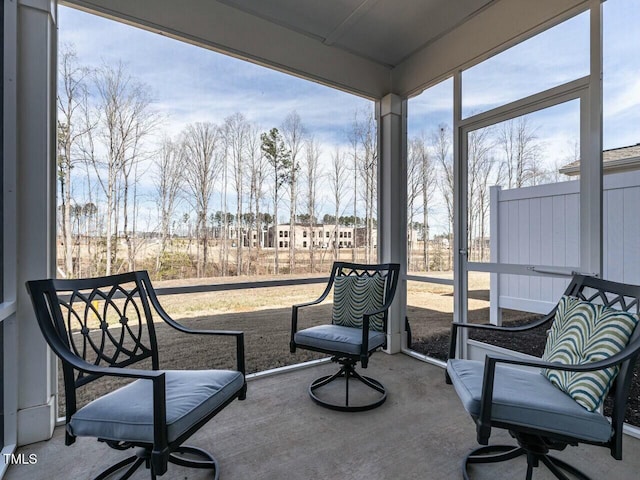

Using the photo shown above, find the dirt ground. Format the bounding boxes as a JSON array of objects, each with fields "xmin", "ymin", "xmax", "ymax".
[{"xmin": 58, "ymin": 303, "xmax": 331, "ymax": 416}]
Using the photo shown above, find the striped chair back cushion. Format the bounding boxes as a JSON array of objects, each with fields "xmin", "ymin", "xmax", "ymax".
[
  {"xmin": 332, "ymin": 274, "xmax": 386, "ymax": 332},
  {"xmin": 542, "ymin": 295, "xmax": 639, "ymax": 411}
]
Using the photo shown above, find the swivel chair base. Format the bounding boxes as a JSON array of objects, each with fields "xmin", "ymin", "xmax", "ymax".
[
  {"xmin": 95, "ymin": 444, "xmax": 219, "ymax": 480},
  {"xmin": 309, "ymin": 357, "xmax": 386, "ymax": 412},
  {"xmin": 463, "ymin": 435, "xmax": 591, "ymax": 480}
]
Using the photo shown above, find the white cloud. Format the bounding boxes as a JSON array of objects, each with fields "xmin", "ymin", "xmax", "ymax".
[
  {"xmin": 59, "ymin": 2, "xmax": 640, "ymax": 229},
  {"xmin": 59, "ymin": 6, "xmax": 371, "ymax": 145}
]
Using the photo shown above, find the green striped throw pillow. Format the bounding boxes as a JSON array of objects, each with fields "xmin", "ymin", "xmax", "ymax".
[
  {"xmin": 542, "ymin": 295, "xmax": 639, "ymax": 411},
  {"xmin": 332, "ymin": 275, "xmax": 386, "ymax": 332}
]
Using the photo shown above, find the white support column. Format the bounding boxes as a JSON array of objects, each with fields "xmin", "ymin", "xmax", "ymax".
[
  {"xmin": 15, "ymin": 0, "xmax": 57, "ymax": 446},
  {"xmin": 378, "ymin": 93, "xmax": 407, "ymax": 354},
  {"xmin": 2, "ymin": 0, "xmax": 20, "ymax": 459},
  {"xmin": 489, "ymin": 185, "xmax": 502, "ymax": 326},
  {"xmin": 582, "ymin": 0, "xmax": 603, "ymax": 277},
  {"xmin": 453, "ymin": 71, "xmax": 468, "ymax": 359}
]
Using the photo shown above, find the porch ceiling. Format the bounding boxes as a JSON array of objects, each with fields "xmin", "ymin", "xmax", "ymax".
[
  {"xmin": 6, "ymin": 355, "xmax": 640, "ymax": 479},
  {"xmin": 61, "ymin": 0, "xmax": 589, "ymax": 99},
  {"xmin": 214, "ymin": 0, "xmax": 495, "ymax": 68}
]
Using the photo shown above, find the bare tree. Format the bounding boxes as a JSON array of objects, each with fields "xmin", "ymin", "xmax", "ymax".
[
  {"xmin": 498, "ymin": 116, "xmax": 542, "ymax": 188},
  {"xmin": 219, "ymin": 137, "xmax": 230, "ymax": 276},
  {"xmin": 347, "ymin": 110, "xmax": 361, "ymax": 262},
  {"xmin": 246, "ymin": 125, "xmax": 266, "ymax": 273},
  {"xmin": 76, "ymin": 148, "xmax": 101, "ymax": 276},
  {"xmin": 121, "ymin": 119, "xmax": 157, "ymax": 272},
  {"xmin": 78, "ymin": 107, "xmax": 109, "ymax": 275},
  {"xmin": 356, "ymin": 109, "xmax": 377, "ymax": 263},
  {"xmin": 467, "ymin": 127, "xmax": 495, "ymax": 261},
  {"xmin": 261, "ymin": 128, "xmax": 291, "ymax": 274},
  {"xmin": 80, "ymin": 202, "xmax": 98, "ymax": 276},
  {"xmin": 224, "ymin": 113, "xmax": 250, "ymax": 275},
  {"xmin": 419, "ymin": 135, "xmax": 437, "ymax": 271},
  {"xmin": 153, "ymin": 137, "xmax": 184, "ymax": 275},
  {"xmin": 82, "ymin": 62, "xmax": 155, "ymax": 275},
  {"xmin": 432, "ymin": 123, "xmax": 453, "ymax": 270},
  {"xmin": 408, "ymin": 134, "xmax": 437, "ymax": 271},
  {"xmin": 57, "ymin": 45, "xmax": 92, "ymax": 278},
  {"xmin": 303, "ymin": 136, "xmax": 322, "ymax": 272},
  {"xmin": 281, "ymin": 112, "xmax": 305, "ymax": 273},
  {"xmin": 407, "ymin": 137, "xmax": 424, "ymax": 271},
  {"xmin": 182, "ymin": 122, "xmax": 221, "ymax": 277},
  {"xmin": 329, "ymin": 147, "xmax": 348, "ymax": 262}
]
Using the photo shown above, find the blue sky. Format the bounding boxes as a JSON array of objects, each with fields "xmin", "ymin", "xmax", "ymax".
[
  {"xmin": 59, "ymin": 1, "xmax": 639, "ymax": 233},
  {"xmin": 60, "ymin": 2, "xmax": 639, "ymax": 161},
  {"xmin": 59, "ymin": 6, "xmax": 372, "ymax": 150},
  {"xmin": 59, "ymin": 5, "xmax": 375, "ymax": 225},
  {"xmin": 408, "ymin": 1, "xmax": 640, "ymax": 153}
]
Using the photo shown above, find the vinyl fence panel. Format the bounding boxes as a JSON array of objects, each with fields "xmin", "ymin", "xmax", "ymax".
[{"xmin": 490, "ymin": 170, "xmax": 640, "ymax": 323}]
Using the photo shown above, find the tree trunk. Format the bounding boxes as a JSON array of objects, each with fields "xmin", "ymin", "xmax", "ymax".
[
  {"xmin": 274, "ymin": 183, "xmax": 279, "ymax": 274},
  {"xmin": 289, "ymin": 174, "xmax": 296, "ymax": 274},
  {"xmin": 61, "ymin": 164, "xmax": 74, "ymax": 277}
]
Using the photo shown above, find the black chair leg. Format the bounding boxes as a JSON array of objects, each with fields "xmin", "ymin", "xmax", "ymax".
[
  {"xmin": 464, "ymin": 445, "xmax": 526, "ymax": 479},
  {"xmin": 525, "ymin": 452, "xmax": 537, "ymax": 480},
  {"xmin": 308, "ymin": 357, "xmax": 386, "ymax": 412},
  {"xmin": 94, "ymin": 455, "xmax": 145, "ymax": 480},
  {"xmin": 169, "ymin": 446, "xmax": 219, "ymax": 480},
  {"xmin": 541, "ymin": 455, "xmax": 592, "ymax": 480}
]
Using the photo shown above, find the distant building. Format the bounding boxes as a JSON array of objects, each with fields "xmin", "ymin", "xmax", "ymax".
[
  {"xmin": 227, "ymin": 222, "xmax": 431, "ymax": 250},
  {"xmin": 559, "ymin": 143, "xmax": 640, "ymax": 176},
  {"xmin": 256, "ymin": 223, "xmax": 381, "ymax": 250}
]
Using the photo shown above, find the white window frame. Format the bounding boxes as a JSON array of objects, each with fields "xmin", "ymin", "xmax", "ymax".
[{"xmin": 452, "ymin": 2, "xmax": 602, "ymax": 358}]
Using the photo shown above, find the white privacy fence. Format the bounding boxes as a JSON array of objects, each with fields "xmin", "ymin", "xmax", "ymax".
[{"xmin": 489, "ymin": 169, "xmax": 640, "ymax": 324}]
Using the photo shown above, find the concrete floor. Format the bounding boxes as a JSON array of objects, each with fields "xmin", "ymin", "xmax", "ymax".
[{"xmin": 6, "ymin": 354, "xmax": 640, "ymax": 479}]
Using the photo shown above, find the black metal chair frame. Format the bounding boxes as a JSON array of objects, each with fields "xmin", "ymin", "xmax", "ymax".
[
  {"xmin": 26, "ymin": 271, "xmax": 247, "ymax": 480},
  {"xmin": 446, "ymin": 274, "xmax": 640, "ymax": 480},
  {"xmin": 290, "ymin": 262, "xmax": 400, "ymax": 412}
]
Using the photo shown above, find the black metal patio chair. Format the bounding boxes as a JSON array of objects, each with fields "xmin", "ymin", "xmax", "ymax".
[
  {"xmin": 446, "ymin": 274, "xmax": 640, "ymax": 479},
  {"xmin": 26, "ymin": 271, "xmax": 246, "ymax": 480},
  {"xmin": 290, "ymin": 261, "xmax": 400, "ymax": 411}
]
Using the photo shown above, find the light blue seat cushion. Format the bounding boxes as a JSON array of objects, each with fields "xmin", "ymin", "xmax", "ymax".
[
  {"xmin": 447, "ymin": 359, "xmax": 612, "ymax": 443},
  {"xmin": 294, "ymin": 324, "xmax": 385, "ymax": 355},
  {"xmin": 68, "ymin": 369, "xmax": 244, "ymax": 444}
]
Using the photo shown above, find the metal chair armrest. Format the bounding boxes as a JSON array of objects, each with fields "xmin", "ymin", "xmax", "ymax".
[
  {"xmin": 290, "ymin": 282, "xmax": 335, "ymax": 347},
  {"xmin": 447, "ymin": 313, "xmax": 555, "ymax": 362},
  {"xmin": 144, "ymin": 277, "xmax": 246, "ymax": 375}
]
